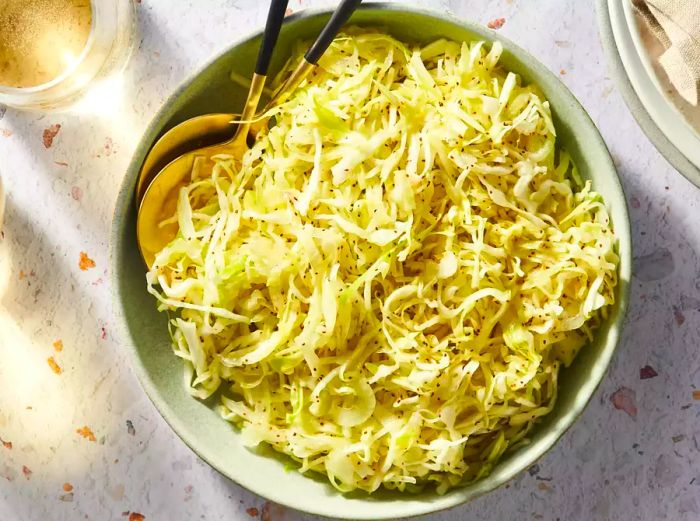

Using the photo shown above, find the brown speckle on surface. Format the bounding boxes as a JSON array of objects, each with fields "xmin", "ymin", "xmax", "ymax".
[
  {"xmin": 246, "ymin": 507, "xmax": 259, "ymax": 517},
  {"xmin": 1, "ymin": 438, "xmax": 12, "ymax": 449},
  {"xmin": 126, "ymin": 419, "xmax": 135, "ymax": 436},
  {"xmin": 640, "ymin": 365, "xmax": 658, "ymax": 380},
  {"xmin": 53, "ymin": 340, "xmax": 63, "ymax": 352},
  {"xmin": 54, "ymin": 161, "xmax": 69, "ymax": 167},
  {"xmin": 101, "ymin": 327, "xmax": 107, "ymax": 340},
  {"xmin": 22, "ymin": 465, "xmax": 32, "ymax": 479},
  {"xmin": 47, "ymin": 357, "xmax": 62, "ymax": 375},
  {"xmin": 59, "ymin": 492, "xmax": 74, "ymax": 502},
  {"xmin": 42, "ymin": 124, "xmax": 61, "ymax": 148},
  {"xmin": 693, "ymin": 390, "xmax": 700, "ymax": 401},
  {"xmin": 79, "ymin": 251, "xmax": 96, "ymax": 271},
  {"xmin": 487, "ymin": 17, "xmax": 506, "ymax": 29},
  {"xmin": 537, "ymin": 482, "xmax": 552, "ymax": 492},
  {"xmin": 559, "ymin": 69, "xmax": 567, "ymax": 75},
  {"xmin": 71, "ymin": 186, "xmax": 83, "ymax": 201},
  {"xmin": 611, "ymin": 387, "xmax": 638, "ymax": 417},
  {"xmin": 102, "ymin": 137, "xmax": 115, "ymax": 156},
  {"xmin": 673, "ymin": 306, "xmax": 685, "ymax": 325},
  {"xmin": 63, "ymin": 482, "xmax": 73, "ymax": 492},
  {"xmin": 3, "ymin": 464, "xmax": 17, "ymax": 481},
  {"xmin": 128, "ymin": 513, "xmax": 145, "ymax": 521},
  {"xmin": 1, "ymin": 128, "xmax": 12, "ymax": 137},
  {"xmin": 76, "ymin": 426, "xmax": 96, "ymax": 442},
  {"xmin": 261, "ymin": 501, "xmax": 286, "ymax": 521}
]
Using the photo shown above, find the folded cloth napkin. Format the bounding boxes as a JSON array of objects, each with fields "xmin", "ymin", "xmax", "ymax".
[{"xmin": 633, "ymin": 0, "xmax": 700, "ymax": 106}]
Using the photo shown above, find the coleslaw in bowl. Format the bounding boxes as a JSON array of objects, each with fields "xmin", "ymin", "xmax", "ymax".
[{"xmin": 112, "ymin": 4, "xmax": 631, "ymax": 518}]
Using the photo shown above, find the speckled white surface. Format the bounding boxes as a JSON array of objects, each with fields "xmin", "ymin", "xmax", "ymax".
[{"xmin": 0, "ymin": 1, "xmax": 698, "ymax": 520}]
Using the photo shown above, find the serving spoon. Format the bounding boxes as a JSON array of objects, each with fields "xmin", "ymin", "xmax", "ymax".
[
  {"xmin": 135, "ymin": 0, "xmax": 363, "ymax": 204},
  {"xmin": 135, "ymin": 0, "xmax": 288, "ymax": 268},
  {"xmin": 136, "ymin": 0, "xmax": 363, "ymax": 268}
]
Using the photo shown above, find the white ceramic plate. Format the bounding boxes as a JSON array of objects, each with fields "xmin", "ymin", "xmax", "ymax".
[{"xmin": 597, "ymin": 0, "xmax": 700, "ymax": 187}]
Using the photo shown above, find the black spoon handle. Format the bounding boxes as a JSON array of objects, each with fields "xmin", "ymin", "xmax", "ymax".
[
  {"xmin": 304, "ymin": 0, "xmax": 363, "ymax": 64},
  {"xmin": 255, "ymin": 0, "xmax": 291, "ymax": 76}
]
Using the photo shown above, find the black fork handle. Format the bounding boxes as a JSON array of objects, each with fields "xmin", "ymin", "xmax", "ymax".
[
  {"xmin": 304, "ymin": 0, "xmax": 363, "ymax": 64},
  {"xmin": 255, "ymin": 0, "xmax": 291, "ymax": 76}
]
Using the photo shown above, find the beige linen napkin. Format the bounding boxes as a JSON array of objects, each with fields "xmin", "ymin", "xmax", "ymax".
[{"xmin": 633, "ymin": 0, "xmax": 700, "ymax": 106}]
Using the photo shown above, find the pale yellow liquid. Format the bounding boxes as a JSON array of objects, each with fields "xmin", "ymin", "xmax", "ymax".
[{"xmin": 0, "ymin": 0, "xmax": 92, "ymax": 88}]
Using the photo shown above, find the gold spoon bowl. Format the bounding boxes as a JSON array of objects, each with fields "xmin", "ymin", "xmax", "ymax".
[{"xmin": 134, "ymin": 58, "xmax": 314, "ymax": 204}]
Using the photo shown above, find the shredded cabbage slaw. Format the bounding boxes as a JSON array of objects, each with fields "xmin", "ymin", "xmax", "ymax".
[{"xmin": 147, "ymin": 32, "xmax": 619, "ymax": 494}]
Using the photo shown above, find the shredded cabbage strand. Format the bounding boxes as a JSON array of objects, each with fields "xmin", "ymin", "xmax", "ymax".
[{"xmin": 147, "ymin": 32, "xmax": 619, "ymax": 494}]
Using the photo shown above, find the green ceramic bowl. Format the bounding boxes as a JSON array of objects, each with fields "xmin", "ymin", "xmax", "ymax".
[{"xmin": 111, "ymin": 4, "xmax": 632, "ymax": 519}]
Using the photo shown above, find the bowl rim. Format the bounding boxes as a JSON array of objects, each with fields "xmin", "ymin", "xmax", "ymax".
[
  {"xmin": 111, "ymin": 3, "xmax": 632, "ymax": 518},
  {"xmin": 595, "ymin": 0, "xmax": 700, "ymax": 187}
]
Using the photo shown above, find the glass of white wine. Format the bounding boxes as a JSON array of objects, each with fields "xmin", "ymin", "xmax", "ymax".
[{"xmin": 0, "ymin": 0, "xmax": 135, "ymax": 110}]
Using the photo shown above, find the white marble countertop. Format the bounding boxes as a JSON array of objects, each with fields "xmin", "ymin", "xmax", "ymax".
[{"xmin": 0, "ymin": 1, "xmax": 698, "ymax": 520}]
